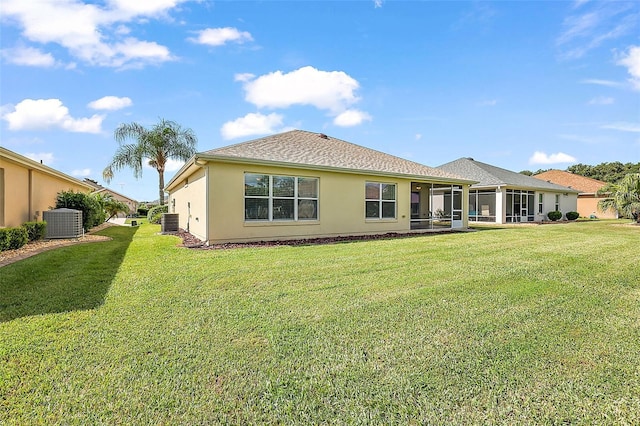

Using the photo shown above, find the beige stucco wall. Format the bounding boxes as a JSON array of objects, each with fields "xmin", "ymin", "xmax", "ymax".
[
  {"xmin": 168, "ymin": 166, "xmax": 208, "ymax": 241},
  {"xmin": 578, "ymin": 196, "xmax": 618, "ymax": 219},
  {"xmin": 182, "ymin": 161, "xmax": 468, "ymax": 244},
  {"xmin": 1, "ymin": 154, "xmax": 91, "ymax": 227}
]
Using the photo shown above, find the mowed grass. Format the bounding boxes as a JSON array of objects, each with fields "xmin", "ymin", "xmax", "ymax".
[{"xmin": 1, "ymin": 221, "xmax": 639, "ymax": 424}]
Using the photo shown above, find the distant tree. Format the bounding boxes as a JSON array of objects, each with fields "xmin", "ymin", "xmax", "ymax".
[
  {"xmin": 95, "ymin": 193, "xmax": 130, "ymax": 221},
  {"xmin": 520, "ymin": 170, "xmax": 533, "ymax": 176},
  {"xmin": 103, "ymin": 119, "xmax": 197, "ymax": 205},
  {"xmin": 597, "ymin": 173, "xmax": 640, "ymax": 223},
  {"xmin": 567, "ymin": 162, "xmax": 640, "ymax": 183},
  {"xmin": 566, "ymin": 163, "xmax": 594, "ymax": 178}
]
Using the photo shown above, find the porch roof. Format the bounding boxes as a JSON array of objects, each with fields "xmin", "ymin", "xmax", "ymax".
[{"xmin": 438, "ymin": 158, "xmax": 580, "ymax": 193}]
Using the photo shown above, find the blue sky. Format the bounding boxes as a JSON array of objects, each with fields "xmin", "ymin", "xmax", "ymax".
[{"xmin": 1, "ymin": 0, "xmax": 639, "ymax": 202}]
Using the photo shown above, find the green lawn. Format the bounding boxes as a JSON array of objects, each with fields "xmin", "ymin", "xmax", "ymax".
[{"xmin": 1, "ymin": 221, "xmax": 639, "ymax": 424}]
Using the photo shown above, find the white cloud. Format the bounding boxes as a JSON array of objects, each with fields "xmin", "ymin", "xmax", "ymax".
[
  {"xmin": 617, "ymin": 45, "xmax": 640, "ymax": 90},
  {"xmin": 234, "ymin": 73, "xmax": 255, "ymax": 82},
  {"xmin": 221, "ymin": 112, "xmax": 284, "ymax": 140},
  {"xmin": 108, "ymin": 38, "xmax": 173, "ymax": 69},
  {"xmin": 1, "ymin": 0, "xmax": 183, "ymax": 68},
  {"xmin": 580, "ymin": 78, "xmax": 623, "ymax": 87},
  {"xmin": 601, "ymin": 122, "xmax": 640, "ymax": 133},
  {"xmin": 107, "ymin": 0, "xmax": 184, "ymax": 18},
  {"xmin": 23, "ymin": 152, "xmax": 55, "ymax": 165},
  {"xmin": 2, "ymin": 98, "xmax": 104, "ymax": 133},
  {"xmin": 529, "ymin": 151, "xmax": 577, "ymax": 165},
  {"xmin": 373, "ymin": 0, "xmax": 384, "ymax": 8},
  {"xmin": 333, "ymin": 109, "xmax": 372, "ymax": 127},
  {"xmin": 72, "ymin": 168, "xmax": 92, "ymax": 177},
  {"xmin": 88, "ymin": 96, "xmax": 132, "ymax": 110},
  {"xmin": 164, "ymin": 159, "xmax": 185, "ymax": 172},
  {"xmin": 587, "ymin": 96, "xmax": 614, "ymax": 105},
  {"xmin": 189, "ymin": 27, "xmax": 253, "ymax": 46},
  {"xmin": 415, "ymin": 133, "xmax": 422, "ymax": 140},
  {"xmin": 241, "ymin": 66, "xmax": 361, "ymax": 113},
  {"xmin": 557, "ymin": 3, "xmax": 637, "ymax": 60},
  {"xmin": 1, "ymin": 46, "xmax": 55, "ymax": 67}
]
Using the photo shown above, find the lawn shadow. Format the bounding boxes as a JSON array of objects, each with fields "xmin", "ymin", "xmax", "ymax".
[{"xmin": 0, "ymin": 226, "xmax": 137, "ymax": 322}]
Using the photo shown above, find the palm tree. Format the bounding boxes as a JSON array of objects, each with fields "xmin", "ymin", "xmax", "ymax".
[
  {"xmin": 103, "ymin": 119, "xmax": 197, "ymax": 205},
  {"xmin": 95, "ymin": 193, "xmax": 130, "ymax": 221},
  {"xmin": 597, "ymin": 173, "xmax": 640, "ymax": 223}
]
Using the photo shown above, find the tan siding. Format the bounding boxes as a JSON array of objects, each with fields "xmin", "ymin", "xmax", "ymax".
[
  {"xmin": 206, "ymin": 161, "xmax": 456, "ymax": 244},
  {"xmin": 579, "ymin": 196, "xmax": 618, "ymax": 219},
  {"xmin": 1, "ymin": 150, "xmax": 92, "ymax": 227},
  {"xmin": 168, "ymin": 166, "xmax": 208, "ymax": 241}
]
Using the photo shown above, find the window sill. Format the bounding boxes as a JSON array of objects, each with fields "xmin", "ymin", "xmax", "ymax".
[
  {"xmin": 365, "ymin": 218, "xmax": 398, "ymax": 223},
  {"xmin": 244, "ymin": 220, "xmax": 320, "ymax": 227}
]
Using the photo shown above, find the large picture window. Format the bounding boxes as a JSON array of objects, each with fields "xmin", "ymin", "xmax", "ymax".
[
  {"xmin": 365, "ymin": 182, "xmax": 396, "ymax": 219},
  {"xmin": 245, "ymin": 173, "xmax": 318, "ymax": 221}
]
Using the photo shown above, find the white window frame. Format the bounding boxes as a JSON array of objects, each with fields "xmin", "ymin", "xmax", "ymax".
[
  {"xmin": 244, "ymin": 173, "xmax": 319, "ymax": 222},
  {"xmin": 365, "ymin": 182, "xmax": 397, "ymax": 219},
  {"xmin": 538, "ymin": 193, "xmax": 543, "ymax": 214}
]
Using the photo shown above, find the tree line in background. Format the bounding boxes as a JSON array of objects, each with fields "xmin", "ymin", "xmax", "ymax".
[
  {"xmin": 520, "ymin": 161, "xmax": 640, "ymax": 183},
  {"xmin": 520, "ymin": 162, "xmax": 640, "ymax": 183},
  {"xmin": 520, "ymin": 162, "xmax": 640, "ymax": 222}
]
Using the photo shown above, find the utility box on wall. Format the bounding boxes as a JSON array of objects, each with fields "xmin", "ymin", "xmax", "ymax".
[
  {"xmin": 161, "ymin": 213, "xmax": 179, "ymax": 233},
  {"xmin": 43, "ymin": 208, "xmax": 83, "ymax": 239}
]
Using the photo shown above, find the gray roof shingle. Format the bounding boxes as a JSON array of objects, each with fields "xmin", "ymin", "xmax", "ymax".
[
  {"xmin": 438, "ymin": 158, "xmax": 579, "ymax": 192},
  {"xmin": 199, "ymin": 130, "xmax": 469, "ymax": 181}
]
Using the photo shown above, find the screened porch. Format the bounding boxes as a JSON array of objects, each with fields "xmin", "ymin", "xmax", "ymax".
[{"xmin": 410, "ymin": 182, "xmax": 463, "ymax": 230}]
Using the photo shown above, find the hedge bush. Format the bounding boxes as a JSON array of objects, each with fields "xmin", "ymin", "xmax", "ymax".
[
  {"xmin": 147, "ymin": 205, "xmax": 168, "ymax": 224},
  {"xmin": 547, "ymin": 211, "xmax": 563, "ymax": 221},
  {"xmin": 0, "ymin": 229, "xmax": 10, "ymax": 251},
  {"xmin": 0, "ymin": 227, "xmax": 29, "ymax": 251},
  {"xmin": 22, "ymin": 221, "xmax": 47, "ymax": 242},
  {"xmin": 566, "ymin": 211, "xmax": 579, "ymax": 221},
  {"xmin": 55, "ymin": 190, "xmax": 105, "ymax": 230}
]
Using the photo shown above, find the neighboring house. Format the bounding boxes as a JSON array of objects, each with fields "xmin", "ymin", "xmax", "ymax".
[
  {"xmin": 438, "ymin": 157, "xmax": 579, "ymax": 224},
  {"xmin": 532, "ymin": 170, "xmax": 618, "ymax": 219},
  {"xmin": 166, "ymin": 130, "xmax": 475, "ymax": 244},
  {"xmin": 83, "ymin": 178, "xmax": 139, "ymax": 218},
  {"xmin": 0, "ymin": 146, "xmax": 94, "ymax": 227}
]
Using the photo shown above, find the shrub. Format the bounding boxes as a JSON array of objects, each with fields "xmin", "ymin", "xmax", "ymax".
[
  {"xmin": 0, "ymin": 227, "xmax": 29, "ymax": 251},
  {"xmin": 137, "ymin": 207, "xmax": 149, "ymax": 217},
  {"xmin": 22, "ymin": 221, "xmax": 47, "ymax": 242},
  {"xmin": 547, "ymin": 211, "xmax": 562, "ymax": 221},
  {"xmin": 0, "ymin": 229, "xmax": 10, "ymax": 251},
  {"xmin": 566, "ymin": 211, "xmax": 579, "ymax": 221},
  {"xmin": 147, "ymin": 205, "xmax": 168, "ymax": 224},
  {"xmin": 55, "ymin": 190, "xmax": 106, "ymax": 230}
]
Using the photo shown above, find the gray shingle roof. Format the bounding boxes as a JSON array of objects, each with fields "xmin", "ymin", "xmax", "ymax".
[
  {"xmin": 438, "ymin": 158, "xmax": 579, "ymax": 192},
  {"xmin": 199, "ymin": 130, "xmax": 469, "ymax": 181}
]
